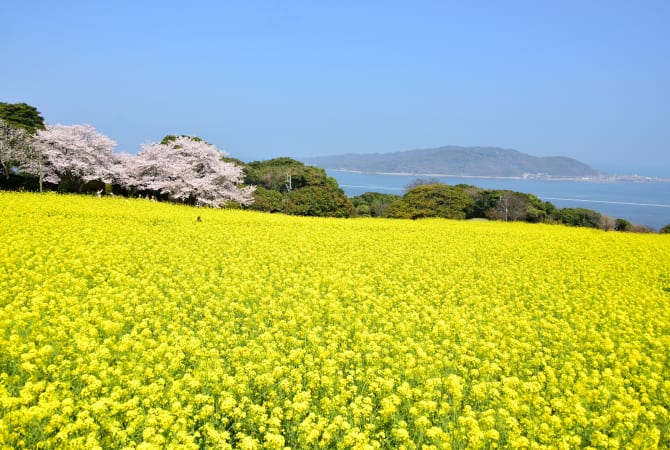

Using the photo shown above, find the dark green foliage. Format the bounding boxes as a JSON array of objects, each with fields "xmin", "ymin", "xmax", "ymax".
[
  {"xmin": 243, "ymin": 157, "xmax": 353, "ymax": 217},
  {"xmin": 484, "ymin": 191, "xmax": 531, "ymax": 222},
  {"xmin": 378, "ymin": 181, "xmax": 619, "ymax": 231},
  {"xmin": 350, "ymin": 192, "xmax": 401, "ymax": 217},
  {"xmin": 466, "ymin": 188, "xmax": 500, "ymax": 218},
  {"xmin": 246, "ymin": 158, "xmax": 336, "ymax": 192},
  {"xmin": 615, "ymin": 218, "xmax": 632, "ymax": 232},
  {"xmin": 464, "ymin": 187, "xmax": 556, "ymax": 222},
  {"xmin": 57, "ymin": 178, "xmax": 104, "ymax": 195},
  {"xmin": 387, "ymin": 183, "xmax": 473, "ymax": 219},
  {"xmin": 286, "ymin": 185, "xmax": 353, "ymax": 217},
  {"xmin": 222, "ymin": 156, "xmax": 248, "ymax": 168},
  {"xmin": 250, "ymin": 186, "xmax": 284, "ymax": 212},
  {"xmin": 355, "ymin": 203, "xmax": 371, "ymax": 216},
  {"xmin": 660, "ymin": 224, "xmax": 670, "ymax": 234},
  {"xmin": 160, "ymin": 134, "xmax": 206, "ymax": 145},
  {"xmin": 0, "ymin": 102, "xmax": 45, "ymax": 134},
  {"xmin": 524, "ymin": 193, "xmax": 557, "ymax": 223},
  {"xmin": 384, "ymin": 182, "xmax": 564, "ymax": 223},
  {"xmin": 556, "ymin": 208, "xmax": 602, "ymax": 228},
  {"xmin": 0, "ymin": 173, "xmax": 53, "ymax": 191}
]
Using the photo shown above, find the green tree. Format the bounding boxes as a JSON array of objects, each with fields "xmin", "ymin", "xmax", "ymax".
[
  {"xmin": 484, "ymin": 191, "xmax": 529, "ymax": 222},
  {"xmin": 0, "ymin": 102, "xmax": 45, "ymax": 134},
  {"xmin": 467, "ymin": 188, "xmax": 500, "ymax": 218},
  {"xmin": 557, "ymin": 207, "xmax": 601, "ymax": 228},
  {"xmin": 250, "ymin": 186, "xmax": 284, "ymax": 212},
  {"xmin": 660, "ymin": 224, "xmax": 670, "ymax": 234},
  {"xmin": 466, "ymin": 188, "xmax": 556, "ymax": 223},
  {"xmin": 350, "ymin": 192, "xmax": 401, "ymax": 217},
  {"xmin": 614, "ymin": 218, "xmax": 632, "ymax": 232},
  {"xmin": 246, "ymin": 157, "xmax": 335, "ymax": 192},
  {"xmin": 160, "ymin": 134, "xmax": 205, "ymax": 145},
  {"xmin": 286, "ymin": 185, "xmax": 353, "ymax": 217},
  {"xmin": 354, "ymin": 203, "xmax": 371, "ymax": 217},
  {"xmin": 388, "ymin": 183, "xmax": 473, "ymax": 219},
  {"xmin": 243, "ymin": 157, "xmax": 353, "ymax": 217},
  {"xmin": 524, "ymin": 193, "xmax": 557, "ymax": 223}
]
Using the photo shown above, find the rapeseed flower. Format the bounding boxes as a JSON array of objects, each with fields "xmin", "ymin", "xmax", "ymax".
[{"xmin": 0, "ymin": 192, "xmax": 669, "ymax": 448}]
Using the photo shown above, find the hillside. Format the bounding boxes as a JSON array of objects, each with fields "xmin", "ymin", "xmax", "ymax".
[{"xmin": 304, "ymin": 146, "xmax": 602, "ymax": 177}]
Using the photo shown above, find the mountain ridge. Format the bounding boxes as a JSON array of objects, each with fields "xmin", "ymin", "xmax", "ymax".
[{"xmin": 303, "ymin": 146, "xmax": 602, "ymax": 178}]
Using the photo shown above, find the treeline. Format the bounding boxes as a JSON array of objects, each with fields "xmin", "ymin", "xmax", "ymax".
[
  {"xmin": 0, "ymin": 103, "xmax": 252, "ymax": 206},
  {"xmin": 351, "ymin": 180, "xmax": 664, "ymax": 232},
  {"xmin": 241, "ymin": 157, "xmax": 352, "ymax": 217},
  {"xmin": 219, "ymin": 159, "xmax": 668, "ymax": 233},
  {"xmin": 1, "ymin": 101, "xmax": 668, "ymax": 233}
]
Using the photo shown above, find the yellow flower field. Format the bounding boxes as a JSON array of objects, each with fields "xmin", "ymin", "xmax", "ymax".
[{"xmin": 1, "ymin": 192, "xmax": 669, "ymax": 449}]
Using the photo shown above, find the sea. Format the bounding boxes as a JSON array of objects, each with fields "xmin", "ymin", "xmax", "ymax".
[{"xmin": 328, "ymin": 170, "xmax": 670, "ymax": 231}]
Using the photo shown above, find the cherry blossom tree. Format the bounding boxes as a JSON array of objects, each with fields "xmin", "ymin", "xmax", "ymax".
[
  {"xmin": 110, "ymin": 152, "xmax": 136, "ymax": 190},
  {"xmin": 0, "ymin": 119, "xmax": 32, "ymax": 180},
  {"xmin": 24, "ymin": 124, "xmax": 117, "ymax": 192},
  {"xmin": 128, "ymin": 136, "xmax": 254, "ymax": 207}
]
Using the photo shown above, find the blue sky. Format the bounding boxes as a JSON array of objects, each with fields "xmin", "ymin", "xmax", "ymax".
[{"xmin": 3, "ymin": 1, "xmax": 669, "ymax": 175}]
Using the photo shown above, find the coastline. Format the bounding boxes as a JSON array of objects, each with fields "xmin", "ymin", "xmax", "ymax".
[
  {"xmin": 326, "ymin": 168, "xmax": 670, "ymax": 183},
  {"xmin": 329, "ymin": 170, "xmax": 670, "ymax": 230}
]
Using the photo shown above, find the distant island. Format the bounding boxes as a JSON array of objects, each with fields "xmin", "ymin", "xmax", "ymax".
[{"xmin": 303, "ymin": 146, "xmax": 603, "ymax": 179}]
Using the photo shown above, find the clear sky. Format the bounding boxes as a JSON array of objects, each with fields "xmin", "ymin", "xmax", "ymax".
[{"xmin": 3, "ymin": 1, "xmax": 669, "ymax": 176}]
